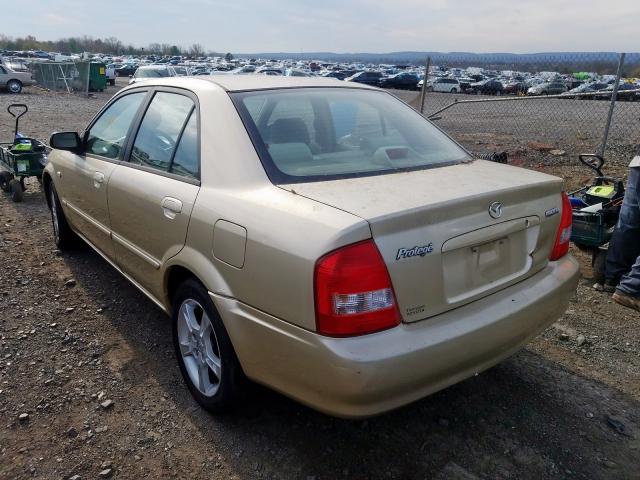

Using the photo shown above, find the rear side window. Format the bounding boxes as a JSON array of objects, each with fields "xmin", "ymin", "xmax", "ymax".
[
  {"xmin": 130, "ymin": 92, "xmax": 195, "ymax": 174},
  {"xmin": 171, "ymin": 111, "xmax": 199, "ymax": 178},
  {"xmin": 86, "ymin": 92, "xmax": 146, "ymax": 159}
]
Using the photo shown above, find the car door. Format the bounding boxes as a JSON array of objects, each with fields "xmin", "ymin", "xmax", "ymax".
[
  {"xmin": 0, "ymin": 66, "xmax": 7, "ymax": 87},
  {"xmin": 56, "ymin": 90, "xmax": 147, "ymax": 260},
  {"xmin": 107, "ymin": 89, "xmax": 200, "ymax": 301}
]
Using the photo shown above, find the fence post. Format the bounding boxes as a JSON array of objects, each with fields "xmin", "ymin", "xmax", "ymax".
[
  {"xmin": 419, "ymin": 56, "xmax": 431, "ymax": 114},
  {"xmin": 84, "ymin": 61, "xmax": 90, "ymax": 97},
  {"xmin": 599, "ymin": 52, "xmax": 625, "ymax": 157}
]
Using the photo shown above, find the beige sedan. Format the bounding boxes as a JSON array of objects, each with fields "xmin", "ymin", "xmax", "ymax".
[
  {"xmin": 44, "ymin": 77, "xmax": 579, "ymax": 418},
  {"xmin": 0, "ymin": 63, "xmax": 36, "ymax": 93}
]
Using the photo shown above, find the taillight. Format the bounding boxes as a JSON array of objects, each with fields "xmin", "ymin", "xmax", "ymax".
[
  {"xmin": 314, "ymin": 240, "xmax": 401, "ymax": 337},
  {"xmin": 550, "ymin": 192, "xmax": 572, "ymax": 261}
]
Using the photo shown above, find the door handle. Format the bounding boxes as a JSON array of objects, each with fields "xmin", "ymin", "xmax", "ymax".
[
  {"xmin": 93, "ymin": 171, "xmax": 105, "ymax": 189},
  {"xmin": 161, "ymin": 197, "xmax": 183, "ymax": 219}
]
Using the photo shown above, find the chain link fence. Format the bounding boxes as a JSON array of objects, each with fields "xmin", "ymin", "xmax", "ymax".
[
  {"xmin": 29, "ymin": 61, "xmax": 90, "ymax": 94},
  {"xmin": 403, "ymin": 52, "xmax": 640, "ymax": 167}
]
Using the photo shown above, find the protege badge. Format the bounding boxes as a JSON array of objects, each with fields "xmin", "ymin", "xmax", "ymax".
[{"xmin": 396, "ymin": 243, "xmax": 434, "ymax": 261}]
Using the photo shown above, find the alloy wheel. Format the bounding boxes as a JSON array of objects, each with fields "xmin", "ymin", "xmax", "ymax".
[{"xmin": 176, "ymin": 298, "xmax": 222, "ymax": 397}]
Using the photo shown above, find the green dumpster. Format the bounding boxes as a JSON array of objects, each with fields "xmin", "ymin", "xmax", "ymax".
[{"xmin": 89, "ymin": 62, "xmax": 107, "ymax": 92}]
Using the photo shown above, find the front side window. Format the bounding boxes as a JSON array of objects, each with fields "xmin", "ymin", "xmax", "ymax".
[
  {"xmin": 130, "ymin": 92, "xmax": 196, "ymax": 174},
  {"xmin": 86, "ymin": 92, "xmax": 146, "ymax": 159},
  {"xmin": 232, "ymin": 88, "xmax": 470, "ymax": 183}
]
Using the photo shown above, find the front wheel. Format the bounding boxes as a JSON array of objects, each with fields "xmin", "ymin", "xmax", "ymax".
[
  {"xmin": 7, "ymin": 80, "xmax": 23, "ymax": 94},
  {"xmin": 450, "ymin": 88, "xmax": 457, "ymax": 93},
  {"xmin": 173, "ymin": 279, "xmax": 246, "ymax": 413},
  {"xmin": 49, "ymin": 183, "xmax": 76, "ymax": 249}
]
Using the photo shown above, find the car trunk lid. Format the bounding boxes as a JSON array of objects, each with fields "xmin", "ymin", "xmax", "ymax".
[{"xmin": 281, "ymin": 160, "xmax": 565, "ymax": 322}]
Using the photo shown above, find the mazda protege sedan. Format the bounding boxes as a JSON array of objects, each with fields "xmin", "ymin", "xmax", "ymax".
[{"xmin": 44, "ymin": 77, "xmax": 579, "ymax": 418}]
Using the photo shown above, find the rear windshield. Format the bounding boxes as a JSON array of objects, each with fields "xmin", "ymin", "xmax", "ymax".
[{"xmin": 231, "ymin": 88, "xmax": 470, "ymax": 183}]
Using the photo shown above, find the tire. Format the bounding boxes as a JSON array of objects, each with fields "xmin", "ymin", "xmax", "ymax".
[
  {"xmin": 450, "ymin": 88, "xmax": 457, "ymax": 93},
  {"xmin": 172, "ymin": 278, "xmax": 246, "ymax": 413},
  {"xmin": 49, "ymin": 183, "xmax": 76, "ymax": 250},
  {"xmin": 592, "ymin": 249, "xmax": 607, "ymax": 286},
  {"xmin": 0, "ymin": 171, "xmax": 11, "ymax": 192},
  {"xmin": 9, "ymin": 179, "xmax": 23, "ymax": 202},
  {"xmin": 7, "ymin": 80, "xmax": 23, "ymax": 94}
]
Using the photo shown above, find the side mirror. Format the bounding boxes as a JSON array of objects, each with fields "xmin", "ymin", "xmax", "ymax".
[{"xmin": 50, "ymin": 132, "xmax": 83, "ymax": 153}]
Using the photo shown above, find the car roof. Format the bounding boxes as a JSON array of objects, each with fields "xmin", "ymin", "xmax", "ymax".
[{"xmin": 120, "ymin": 75, "xmax": 378, "ymax": 93}]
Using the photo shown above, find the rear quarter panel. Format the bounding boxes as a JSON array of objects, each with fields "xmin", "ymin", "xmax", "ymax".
[{"xmin": 163, "ymin": 82, "xmax": 371, "ymax": 330}]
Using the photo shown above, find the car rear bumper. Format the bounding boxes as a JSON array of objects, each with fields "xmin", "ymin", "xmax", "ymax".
[{"xmin": 212, "ymin": 255, "xmax": 579, "ymax": 418}]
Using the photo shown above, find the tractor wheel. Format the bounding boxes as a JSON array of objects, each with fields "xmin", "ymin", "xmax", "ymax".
[
  {"xmin": 9, "ymin": 179, "xmax": 23, "ymax": 202},
  {"xmin": 0, "ymin": 172, "xmax": 12, "ymax": 192},
  {"xmin": 592, "ymin": 248, "xmax": 608, "ymax": 286}
]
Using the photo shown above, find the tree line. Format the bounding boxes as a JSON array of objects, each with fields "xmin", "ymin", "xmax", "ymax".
[{"xmin": 0, "ymin": 34, "xmax": 220, "ymax": 58}]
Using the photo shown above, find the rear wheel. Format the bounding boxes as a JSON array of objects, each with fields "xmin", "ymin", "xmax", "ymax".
[
  {"xmin": 49, "ymin": 183, "xmax": 76, "ymax": 250},
  {"xmin": 7, "ymin": 80, "xmax": 23, "ymax": 94},
  {"xmin": 173, "ymin": 278, "xmax": 246, "ymax": 413},
  {"xmin": 9, "ymin": 179, "xmax": 23, "ymax": 202},
  {"xmin": 593, "ymin": 249, "xmax": 608, "ymax": 285},
  {"xmin": 0, "ymin": 171, "xmax": 11, "ymax": 192}
]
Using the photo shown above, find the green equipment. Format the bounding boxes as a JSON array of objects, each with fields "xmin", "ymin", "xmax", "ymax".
[
  {"xmin": 0, "ymin": 104, "xmax": 48, "ymax": 202},
  {"xmin": 569, "ymin": 154, "xmax": 625, "ymax": 284}
]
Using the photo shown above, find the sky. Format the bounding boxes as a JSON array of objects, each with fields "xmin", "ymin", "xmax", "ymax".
[{"xmin": 3, "ymin": 0, "xmax": 639, "ymax": 54}]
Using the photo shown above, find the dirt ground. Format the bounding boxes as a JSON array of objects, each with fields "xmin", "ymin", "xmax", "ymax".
[{"xmin": 0, "ymin": 81, "xmax": 639, "ymax": 480}]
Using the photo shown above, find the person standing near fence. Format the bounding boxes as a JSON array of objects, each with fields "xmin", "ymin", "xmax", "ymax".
[{"xmin": 601, "ymin": 146, "xmax": 640, "ymax": 312}]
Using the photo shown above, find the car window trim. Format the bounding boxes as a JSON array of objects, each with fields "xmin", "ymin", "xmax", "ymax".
[
  {"xmin": 84, "ymin": 88, "xmax": 151, "ymax": 163},
  {"xmin": 168, "ymin": 106, "xmax": 197, "ymax": 176},
  {"xmin": 121, "ymin": 86, "xmax": 201, "ymax": 184}
]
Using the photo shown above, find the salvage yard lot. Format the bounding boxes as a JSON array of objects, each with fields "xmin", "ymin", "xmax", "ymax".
[{"xmin": 1, "ymin": 82, "xmax": 639, "ymax": 480}]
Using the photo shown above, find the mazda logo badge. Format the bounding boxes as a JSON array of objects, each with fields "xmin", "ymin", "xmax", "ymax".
[{"xmin": 489, "ymin": 202, "xmax": 503, "ymax": 219}]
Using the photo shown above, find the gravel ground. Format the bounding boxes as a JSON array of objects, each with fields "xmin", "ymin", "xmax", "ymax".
[{"xmin": 1, "ymin": 81, "xmax": 639, "ymax": 480}]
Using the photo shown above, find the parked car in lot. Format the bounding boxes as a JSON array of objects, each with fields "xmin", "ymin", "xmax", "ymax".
[
  {"xmin": 457, "ymin": 77, "xmax": 474, "ymax": 92},
  {"xmin": 527, "ymin": 81, "xmax": 567, "ymax": 96},
  {"xmin": 129, "ymin": 65, "xmax": 178, "ymax": 84},
  {"xmin": 0, "ymin": 64, "xmax": 36, "ymax": 93},
  {"xmin": 378, "ymin": 72, "xmax": 419, "ymax": 90},
  {"xmin": 468, "ymin": 79, "xmax": 504, "ymax": 95},
  {"xmin": 44, "ymin": 76, "xmax": 579, "ymax": 418},
  {"xmin": 503, "ymin": 81, "xmax": 527, "ymax": 95},
  {"xmin": 115, "ymin": 64, "xmax": 138, "ymax": 77},
  {"xmin": 560, "ymin": 81, "xmax": 609, "ymax": 99},
  {"xmin": 321, "ymin": 71, "xmax": 346, "ymax": 80},
  {"xmin": 594, "ymin": 82, "xmax": 638, "ymax": 101},
  {"xmin": 345, "ymin": 71, "xmax": 383, "ymax": 85},
  {"xmin": 105, "ymin": 64, "xmax": 117, "ymax": 86},
  {"xmin": 423, "ymin": 77, "xmax": 461, "ymax": 93}
]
